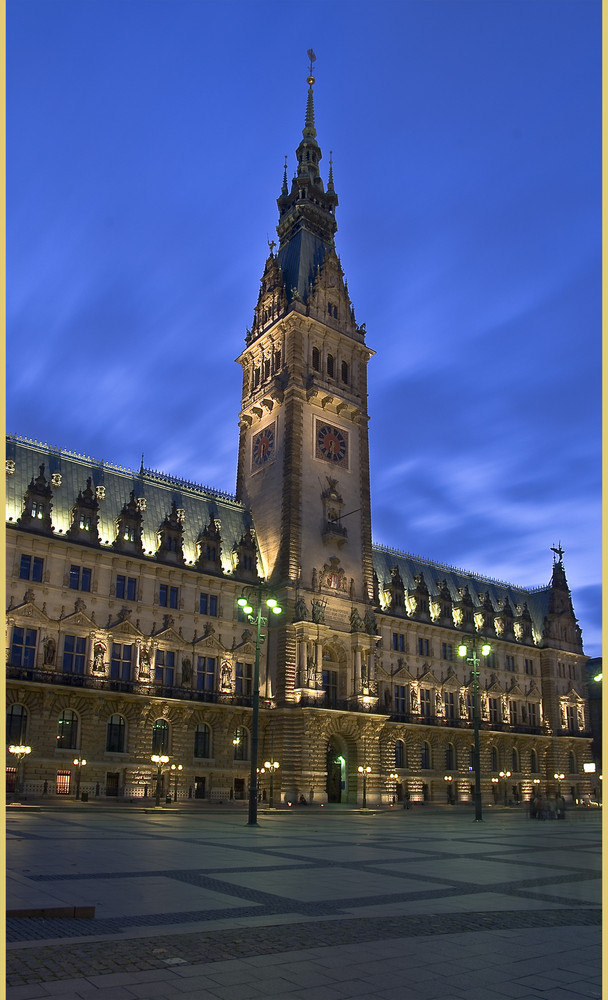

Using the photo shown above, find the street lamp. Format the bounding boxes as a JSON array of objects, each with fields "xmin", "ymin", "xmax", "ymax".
[
  {"xmin": 236, "ymin": 585, "xmax": 283, "ymax": 826},
  {"xmin": 151, "ymin": 754, "xmax": 170, "ymax": 806},
  {"xmin": 358, "ymin": 765, "xmax": 371, "ymax": 808},
  {"xmin": 553, "ymin": 771, "xmax": 565, "ymax": 795},
  {"xmin": 388, "ymin": 771, "xmax": 399, "ymax": 805},
  {"xmin": 458, "ymin": 637, "xmax": 492, "ymax": 822},
  {"xmin": 170, "ymin": 763, "xmax": 183, "ymax": 802},
  {"xmin": 444, "ymin": 774, "xmax": 454, "ymax": 804},
  {"xmin": 499, "ymin": 770, "xmax": 512, "ymax": 806},
  {"xmin": 264, "ymin": 759, "xmax": 280, "ymax": 808},
  {"xmin": 72, "ymin": 756, "xmax": 87, "ymax": 800},
  {"xmin": 8, "ymin": 745, "xmax": 31, "ymax": 800}
]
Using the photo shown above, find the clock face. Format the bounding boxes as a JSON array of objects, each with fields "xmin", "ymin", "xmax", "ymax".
[
  {"xmin": 316, "ymin": 422, "xmax": 348, "ymax": 465},
  {"xmin": 252, "ymin": 423, "xmax": 275, "ymax": 468}
]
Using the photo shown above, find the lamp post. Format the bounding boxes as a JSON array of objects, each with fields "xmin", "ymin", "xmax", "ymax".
[
  {"xmin": 236, "ymin": 585, "xmax": 283, "ymax": 826},
  {"xmin": 444, "ymin": 774, "xmax": 454, "ymax": 804},
  {"xmin": 358, "ymin": 765, "xmax": 371, "ymax": 808},
  {"xmin": 170, "ymin": 763, "xmax": 183, "ymax": 802},
  {"xmin": 389, "ymin": 771, "xmax": 399, "ymax": 805},
  {"xmin": 151, "ymin": 754, "xmax": 170, "ymax": 806},
  {"xmin": 499, "ymin": 770, "xmax": 512, "ymax": 806},
  {"xmin": 264, "ymin": 759, "xmax": 280, "ymax": 808},
  {"xmin": 8, "ymin": 745, "xmax": 31, "ymax": 800},
  {"xmin": 457, "ymin": 637, "xmax": 492, "ymax": 822},
  {"xmin": 553, "ymin": 771, "xmax": 565, "ymax": 795},
  {"xmin": 72, "ymin": 756, "xmax": 87, "ymax": 800}
]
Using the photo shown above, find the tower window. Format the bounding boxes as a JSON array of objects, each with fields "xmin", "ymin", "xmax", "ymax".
[
  {"xmin": 312, "ymin": 347, "xmax": 320, "ymax": 371},
  {"xmin": 327, "ymin": 354, "xmax": 335, "ymax": 378},
  {"xmin": 264, "ymin": 359, "xmax": 271, "ymax": 380},
  {"xmin": 341, "ymin": 361, "xmax": 349, "ymax": 384}
]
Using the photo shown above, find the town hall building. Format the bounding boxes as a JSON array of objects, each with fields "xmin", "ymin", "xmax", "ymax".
[{"xmin": 6, "ymin": 58, "xmax": 592, "ymax": 809}]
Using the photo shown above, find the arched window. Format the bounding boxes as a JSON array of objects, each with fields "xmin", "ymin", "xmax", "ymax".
[
  {"xmin": 445, "ymin": 743, "xmax": 455, "ymax": 770},
  {"xmin": 233, "ymin": 726, "xmax": 249, "ymax": 761},
  {"xmin": 512, "ymin": 748, "xmax": 520, "ymax": 773},
  {"xmin": 312, "ymin": 347, "xmax": 320, "ymax": 372},
  {"xmin": 7, "ymin": 704, "xmax": 28, "ymax": 744},
  {"xmin": 327, "ymin": 354, "xmax": 335, "ymax": 378},
  {"xmin": 56, "ymin": 710, "xmax": 78, "ymax": 749},
  {"xmin": 106, "ymin": 715, "xmax": 126, "ymax": 753},
  {"xmin": 421, "ymin": 741, "xmax": 431, "ymax": 769},
  {"xmin": 194, "ymin": 723, "xmax": 211, "ymax": 759},
  {"xmin": 395, "ymin": 739, "xmax": 405, "ymax": 768},
  {"xmin": 152, "ymin": 719, "xmax": 170, "ymax": 754},
  {"xmin": 489, "ymin": 747, "xmax": 499, "ymax": 772},
  {"xmin": 530, "ymin": 749, "xmax": 539, "ymax": 773},
  {"xmin": 341, "ymin": 361, "xmax": 349, "ymax": 384},
  {"xmin": 568, "ymin": 751, "xmax": 577, "ymax": 774}
]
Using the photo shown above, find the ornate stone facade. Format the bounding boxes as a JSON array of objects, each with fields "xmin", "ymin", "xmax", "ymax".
[{"xmin": 5, "ymin": 61, "xmax": 592, "ymax": 807}]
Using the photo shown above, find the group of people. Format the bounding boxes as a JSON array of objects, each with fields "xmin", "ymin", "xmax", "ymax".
[{"xmin": 529, "ymin": 792, "xmax": 566, "ymax": 820}]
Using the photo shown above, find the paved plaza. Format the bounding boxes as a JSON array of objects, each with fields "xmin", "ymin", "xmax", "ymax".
[{"xmin": 5, "ymin": 803, "xmax": 602, "ymax": 1000}]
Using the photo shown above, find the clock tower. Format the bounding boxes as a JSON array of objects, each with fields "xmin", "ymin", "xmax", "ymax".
[{"xmin": 236, "ymin": 55, "xmax": 375, "ymax": 607}]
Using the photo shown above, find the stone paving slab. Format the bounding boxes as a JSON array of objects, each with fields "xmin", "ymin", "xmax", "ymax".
[{"xmin": 5, "ymin": 808, "xmax": 601, "ymax": 1000}]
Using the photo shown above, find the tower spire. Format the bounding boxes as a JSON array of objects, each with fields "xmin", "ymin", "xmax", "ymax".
[{"xmin": 275, "ymin": 50, "xmax": 339, "ymax": 303}]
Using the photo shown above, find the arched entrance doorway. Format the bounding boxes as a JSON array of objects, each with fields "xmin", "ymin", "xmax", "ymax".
[{"xmin": 326, "ymin": 735, "xmax": 348, "ymax": 803}]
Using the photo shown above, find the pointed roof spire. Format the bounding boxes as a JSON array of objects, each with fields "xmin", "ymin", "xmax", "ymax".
[
  {"xmin": 327, "ymin": 150, "xmax": 335, "ymax": 194},
  {"xmin": 281, "ymin": 155, "xmax": 288, "ymax": 196},
  {"xmin": 303, "ymin": 48, "xmax": 317, "ymax": 139}
]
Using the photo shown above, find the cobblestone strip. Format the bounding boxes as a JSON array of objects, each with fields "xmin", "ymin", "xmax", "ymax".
[{"xmin": 6, "ymin": 907, "xmax": 601, "ymax": 987}]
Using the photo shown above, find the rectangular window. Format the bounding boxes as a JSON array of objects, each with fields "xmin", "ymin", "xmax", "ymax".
[
  {"xmin": 509, "ymin": 700, "xmax": 518, "ymax": 725},
  {"xmin": 419, "ymin": 688, "xmax": 431, "ymax": 718},
  {"xmin": 236, "ymin": 661, "xmax": 253, "ymax": 697},
  {"xmin": 199, "ymin": 593, "xmax": 218, "ymax": 616},
  {"xmin": 56, "ymin": 771, "xmax": 71, "ymax": 795},
  {"xmin": 155, "ymin": 650, "xmax": 175, "ymax": 686},
  {"xmin": 568, "ymin": 664, "xmax": 577, "ymax": 680},
  {"xmin": 529, "ymin": 702, "xmax": 539, "ymax": 727},
  {"xmin": 525, "ymin": 658, "xmax": 534, "ymax": 675},
  {"xmin": 19, "ymin": 554, "xmax": 44, "ymax": 582},
  {"xmin": 196, "ymin": 656, "xmax": 216, "ymax": 691},
  {"xmin": 417, "ymin": 637, "xmax": 429, "ymax": 657},
  {"xmin": 489, "ymin": 697, "xmax": 500, "ymax": 724},
  {"xmin": 69, "ymin": 565, "xmax": 91, "ymax": 592},
  {"xmin": 159, "ymin": 584, "xmax": 179, "ymax": 609},
  {"xmin": 443, "ymin": 691, "xmax": 455, "ymax": 719},
  {"xmin": 110, "ymin": 643, "xmax": 132, "ymax": 681},
  {"xmin": 394, "ymin": 685, "xmax": 407, "ymax": 714},
  {"xmin": 62, "ymin": 634, "xmax": 86, "ymax": 674},
  {"xmin": 441, "ymin": 643, "xmax": 453, "ymax": 661},
  {"xmin": 392, "ymin": 633, "xmax": 405, "ymax": 652},
  {"xmin": 10, "ymin": 627, "xmax": 37, "ymax": 668},
  {"xmin": 505, "ymin": 655, "xmax": 515, "ymax": 670},
  {"xmin": 323, "ymin": 669, "xmax": 338, "ymax": 708},
  {"xmin": 116, "ymin": 575, "xmax": 137, "ymax": 601}
]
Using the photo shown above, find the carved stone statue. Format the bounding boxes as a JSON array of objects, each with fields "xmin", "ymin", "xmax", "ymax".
[
  {"xmin": 139, "ymin": 647, "xmax": 151, "ymax": 680},
  {"xmin": 93, "ymin": 641, "xmax": 106, "ymax": 672},
  {"xmin": 43, "ymin": 637, "xmax": 56, "ymax": 665},
  {"xmin": 221, "ymin": 660, "xmax": 232, "ymax": 690},
  {"xmin": 294, "ymin": 596, "xmax": 308, "ymax": 621},
  {"xmin": 306, "ymin": 655, "xmax": 316, "ymax": 688},
  {"xmin": 311, "ymin": 601, "xmax": 325, "ymax": 624},
  {"xmin": 350, "ymin": 608, "xmax": 364, "ymax": 632},
  {"xmin": 181, "ymin": 657, "xmax": 192, "ymax": 685}
]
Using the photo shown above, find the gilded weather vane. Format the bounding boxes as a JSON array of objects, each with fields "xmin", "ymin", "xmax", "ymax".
[{"xmin": 307, "ymin": 48, "xmax": 316, "ymax": 83}]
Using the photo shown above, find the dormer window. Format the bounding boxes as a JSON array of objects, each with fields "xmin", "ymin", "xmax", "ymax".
[{"xmin": 32, "ymin": 502, "xmax": 44, "ymax": 519}]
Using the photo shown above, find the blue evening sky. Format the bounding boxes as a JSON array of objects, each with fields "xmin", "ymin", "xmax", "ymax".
[{"xmin": 6, "ymin": 0, "xmax": 601, "ymax": 655}]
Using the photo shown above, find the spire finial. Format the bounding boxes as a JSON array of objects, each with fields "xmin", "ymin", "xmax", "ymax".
[
  {"xmin": 303, "ymin": 49, "xmax": 317, "ymax": 138},
  {"xmin": 281, "ymin": 154, "xmax": 288, "ymax": 196},
  {"xmin": 327, "ymin": 150, "xmax": 335, "ymax": 193},
  {"xmin": 139, "ymin": 453, "xmax": 145, "ymax": 475},
  {"xmin": 551, "ymin": 542, "xmax": 565, "ymax": 564},
  {"xmin": 307, "ymin": 48, "xmax": 316, "ymax": 83}
]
